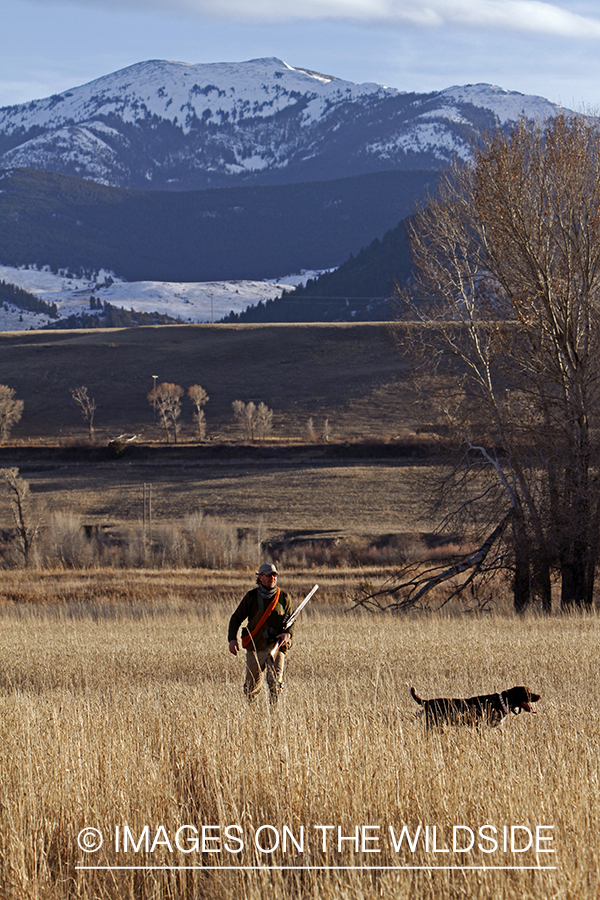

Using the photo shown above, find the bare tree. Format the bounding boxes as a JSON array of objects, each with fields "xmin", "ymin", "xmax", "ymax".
[
  {"xmin": 188, "ymin": 385, "xmax": 209, "ymax": 441},
  {"xmin": 0, "ymin": 385, "xmax": 24, "ymax": 443},
  {"xmin": 391, "ymin": 113, "xmax": 600, "ymax": 613},
  {"xmin": 255, "ymin": 402, "xmax": 273, "ymax": 441},
  {"xmin": 232, "ymin": 400, "xmax": 273, "ymax": 441},
  {"xmin": 70, "ymin": 385, "xmax": 96, "ymax": 442},
  {"xmin": 232, "ymin": 400, "xmax": 256, "ymax": 440},
  {"xmin": 148, "ymin": 382, "xmax": 184, "ymax": 443},
  {"xmin": 0, "ymin": 468, "xmax": 39, "ymax": 566}
]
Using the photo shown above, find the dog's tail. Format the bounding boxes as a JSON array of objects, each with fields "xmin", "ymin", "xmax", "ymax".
[{"xmin": 410, "ymin": 686, "xmax": 424, "ymax": 706}]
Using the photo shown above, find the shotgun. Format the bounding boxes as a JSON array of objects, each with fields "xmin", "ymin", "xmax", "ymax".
[{"xmin": 270, "ymin": 583, "xmax": 319, "ymax": 658}]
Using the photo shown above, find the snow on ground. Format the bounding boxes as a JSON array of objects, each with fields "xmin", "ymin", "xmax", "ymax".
[{"xmin": 0, "ymin": 264, "xmax": 323, "ymax": 331}]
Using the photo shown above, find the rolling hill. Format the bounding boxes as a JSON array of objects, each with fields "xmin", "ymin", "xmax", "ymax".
[
  {"xmin": 225, "ymin": 216, "xmax": 413, "ymax": 322},
  {"xmin": 0, "ymin": 167, "xmax": 433, "ymax": 284}
]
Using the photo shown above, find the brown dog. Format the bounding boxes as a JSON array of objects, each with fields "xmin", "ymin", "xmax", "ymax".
[{"xmin": 410, "ymin": 685, "xmax": 540, "ymax": 728}]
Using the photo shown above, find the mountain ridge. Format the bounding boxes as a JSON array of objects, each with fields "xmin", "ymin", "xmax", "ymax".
[{"xmin": 0, "ymin": 58, "xmax": 563, "ymax": 191}]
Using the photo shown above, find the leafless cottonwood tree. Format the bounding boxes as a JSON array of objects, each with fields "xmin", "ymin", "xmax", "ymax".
[
  {"xmin": 188, "ymin": 385, "xmax": 209, "ymax": 441},
  {"xmin": 147, "ymin": 382, "xmax": 183, "ymax": 443},
  {"xmin": 232, "ymin": 400, "xmax": 256, "ymax": 440},
  {"xmin": 0, "ymin": 468, "xmax": 39, "ymax": 566},
  {"xmin": 0, "ymin": 385, "xmax": 24, "ymax": 443},
  {"xmin": 70, "ymin": 385, "xmax": 96, "ymax": 442},
  {"xmin": 255, "ymin": 402, "xmax": 273, "ymax": 441},
  {"xmin": 232, "ymin": 401, "xmax": 274, "ymax": 441},
  {"xmin": 383, "ymin": 114, "xmax": 600, "ymax": 614}
]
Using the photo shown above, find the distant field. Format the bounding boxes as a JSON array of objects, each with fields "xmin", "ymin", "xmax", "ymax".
[
  {"xmin": 1, "ymin": 457, "xmax": 431, "ymax": 534},
  {"xmin": 0, "ymin": 322, "xmax": 435, "ymax": 548},
  {"xmin": 0, "ymin": 322, "xmax": 411, "ymax": 442}
]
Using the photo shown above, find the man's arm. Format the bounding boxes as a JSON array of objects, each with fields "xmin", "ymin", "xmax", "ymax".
[
  {"xmin": 280, "ymin": 590, "xmax": 296, "ymax": 637},
  {"xmin": 269, "ymin": 590, "xmax": 295, "ymax": 656},
  {"xmin": 227, "ymin": 591, "xmax": 252, "ymax": 654}
]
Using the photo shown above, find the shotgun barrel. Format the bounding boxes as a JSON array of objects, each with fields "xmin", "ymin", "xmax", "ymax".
[{"xmin": 270, "ymin": 583, "xmax": 319, "ymax": 658}]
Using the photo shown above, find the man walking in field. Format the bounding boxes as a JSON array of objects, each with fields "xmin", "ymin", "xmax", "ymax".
[{"xmin": 228, "ymin": 563, "xmax": 294, "ymax": 705}]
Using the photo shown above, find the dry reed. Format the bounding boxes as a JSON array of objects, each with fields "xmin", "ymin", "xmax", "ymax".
[{"xmin": 0, "ymin": 577, "xmax": 596, "ymax": 899}]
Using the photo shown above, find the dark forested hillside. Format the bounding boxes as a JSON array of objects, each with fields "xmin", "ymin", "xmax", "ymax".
[
  {"xmin": 224, "ymin": 216, "xmax": 414, "ymax": 322},
  {"xmin": 0, "ymin": 280, "xmax": 59, "ymax": 318},
  {"xmin": 0, "ymin": 167, "xmax": 435, "ymax": 283}
]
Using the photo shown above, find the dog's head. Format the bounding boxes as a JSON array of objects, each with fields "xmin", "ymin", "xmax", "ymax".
[{"xmin": 502, "ymin": 686, "xmax": 541, "ymax": 715}]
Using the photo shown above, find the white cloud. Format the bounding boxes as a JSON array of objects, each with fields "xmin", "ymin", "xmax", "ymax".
[
  {"xmin": 50, "ymin": 0, "xmax": 600, "ymax": 37},
  {"xmin": 428, "ymin": 0, "xmax": 600, "ymax": 36}
]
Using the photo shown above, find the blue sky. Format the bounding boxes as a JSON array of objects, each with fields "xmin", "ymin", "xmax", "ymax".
[{"xmin": 2, "ymin": 0, "xmax": 600, "ymax": 108}]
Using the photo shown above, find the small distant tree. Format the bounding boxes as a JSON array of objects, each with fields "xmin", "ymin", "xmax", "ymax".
[
  {"xmin": 255, "ymin": 402, "xmax": 273, "ymax": 441},
  {"xmin": 70, "ymin": 385, "xmax": 96, "ymax": 442},
  {"xmin": 0, "ymin": 385, "xmax": 24, "ymax": 443},
  {"xmin": 188, "ymin": 385, "xmax": 209, "ymax": 441},
  {"xmin": 306, "ymin": 417, "xmax": 316, "ymax": 441},
  {"xmin": 0, "ymin": 467, "xmax": 39, "ymax": 566},
  {"xmin": 232, "ymin": 400, "xmax": 257, "ymax": 440},
  {"xmin": 232, "ymin": 400, "xmax": 274, "ymax": 441},
  {"xmin": 322, "ymin": 418, "xmax": 332, "ymax": 443},
  {"xmin": 148, "ymin": 382, "xmax": 184, "ymax": 443}
]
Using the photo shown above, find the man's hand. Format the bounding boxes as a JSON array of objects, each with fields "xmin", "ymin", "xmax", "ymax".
[
  {"xmin": 269, "ymin": 631, "xmax": 291, "ymax": 660},
  {"xmin": 229, "ymin": 640, "xmax": 239, "ymax": 656}
]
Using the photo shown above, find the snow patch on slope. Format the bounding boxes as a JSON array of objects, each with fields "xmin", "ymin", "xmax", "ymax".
[
  {"xmin": 439, "ymin": 84, "xmax": 558, "ymax": 124},
  {"xmin": 367, "ymin": 123, "xmax": 472, "ymax": 161},
  {"xmin": 0, "ymin": 264, "xmax": 319, "ymax": 331}
]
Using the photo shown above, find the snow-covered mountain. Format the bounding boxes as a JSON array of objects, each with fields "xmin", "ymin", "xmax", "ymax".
[{"xmin": 0, "ymin": 58, "xmax": 563, "ymax": 190}]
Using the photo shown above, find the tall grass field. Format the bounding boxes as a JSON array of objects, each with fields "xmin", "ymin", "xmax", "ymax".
[{"xmin": 0, "ymin": 570, "xmax": 596, "ymax": 899}]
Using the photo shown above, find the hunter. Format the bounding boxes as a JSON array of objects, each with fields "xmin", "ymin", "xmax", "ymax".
[{"xmin": 228, "ymin": 563, "xmax": 295, "ymax": 704}]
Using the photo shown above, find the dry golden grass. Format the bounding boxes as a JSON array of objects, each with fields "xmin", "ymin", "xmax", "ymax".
[{"xmin": 0, "ymin": 571, "xmax": 596, "ymax": 899}]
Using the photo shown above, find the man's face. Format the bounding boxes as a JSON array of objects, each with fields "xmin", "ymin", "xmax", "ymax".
[{"xmin": 259, "ymin": 571, "xmax": 278, "ymax": 588}]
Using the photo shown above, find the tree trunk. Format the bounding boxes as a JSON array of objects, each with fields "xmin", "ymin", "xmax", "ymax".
[
  {"xmin": 512, "ymin": 518, "xmax": 531, "ymax": 614},
  {"xmin": 534, "ymin": 557, "xmax": 552, "ymax": 615},
  {"xmin": 560, "ymin": 541, "xmax": 595, "ymax": 611}
]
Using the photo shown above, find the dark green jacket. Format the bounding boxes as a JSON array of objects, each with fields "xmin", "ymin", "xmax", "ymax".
[{"xmin": 228, "ymin": 587, "xmax": 294, "ymax": 652}]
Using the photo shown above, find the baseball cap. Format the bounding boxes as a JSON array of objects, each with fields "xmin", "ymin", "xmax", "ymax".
[{"xmin": 258, "ymin": 563, "xmax": 278, "ymax": 575}]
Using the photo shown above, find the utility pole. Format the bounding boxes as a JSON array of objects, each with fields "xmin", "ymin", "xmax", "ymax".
[{"xmin": 143, "ymin": 483, "xmax": 153, "ymax": 546}]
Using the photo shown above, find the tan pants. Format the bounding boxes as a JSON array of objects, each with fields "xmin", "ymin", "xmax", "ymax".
[{"xmin": 244, "ymin": 648, "xmax": 285, "ymax": 703}]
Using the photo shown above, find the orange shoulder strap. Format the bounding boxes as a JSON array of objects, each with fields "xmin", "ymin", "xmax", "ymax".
[{"xmin": 241, "ymin": 588, "xmax": 280, "ymax": 648}]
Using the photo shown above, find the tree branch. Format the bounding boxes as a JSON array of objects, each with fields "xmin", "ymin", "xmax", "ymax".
[{"xmin": 353, "ymin": 511, "xmax": 513, "ymax": 613}]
